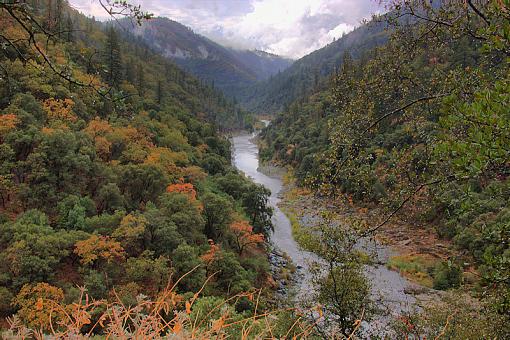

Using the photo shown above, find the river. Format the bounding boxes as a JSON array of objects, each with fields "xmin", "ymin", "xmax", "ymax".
[
  {"xmin": 231, "ymin": 130, "xmax": 423, "ymax": 335},
  {"xmin": 231, "ymin": 132, "xmax": 317, "ymax": 302}
]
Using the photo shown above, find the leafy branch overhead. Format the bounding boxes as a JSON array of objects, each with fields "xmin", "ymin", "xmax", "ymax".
[{"xmin": 0, "ymin": 0, "xmax": 152, "ymax": 100}]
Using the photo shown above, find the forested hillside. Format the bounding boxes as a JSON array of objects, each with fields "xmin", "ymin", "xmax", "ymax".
[
  {"xmin": 0, "ymin": 1, "xmax": 296, "ymax": 337},
  {"xmin": 1, "ymin": 0, "xmax": 509, "ymax": 338},
  {"xmin": 261, "ymin": 0, "xmax": 509, "ymax": 336},
  {"xmin": 241, "ymin": 18, "xmax": 388, "ymax": 113},
  {"xmin": 127, "ymin": 17, "xmax": 293, "ymax": 100}
]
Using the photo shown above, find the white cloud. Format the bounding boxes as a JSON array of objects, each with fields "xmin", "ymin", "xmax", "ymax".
[{"xmin": 69, "ymin": 0, "xmax": 382, "ymax": 58}]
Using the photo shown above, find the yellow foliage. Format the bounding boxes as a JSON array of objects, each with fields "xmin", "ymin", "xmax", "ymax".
[
  {"xmin": 115, "ymin": 125, "xmax": 149, "ymax": 145},
  {"xmin": 2, "ymin": 25, "xmax": 28, "ymax": 42},
  {"xmin": 74, "ymin": 235, "xmax": 125, "ymax": 266},
  {"xmin": 94, "ymin": 135, "xmax": 112, "ymax": 161},
  {"xmin": 7, "ymin": 283, "xmax": 320, "ymax": 339},
  {"xmin": 113, "ymin": 214, "xmax": 146, "ymax": 243},
  {"xmin": 183, "ymin": 166, "xmax": 208, "ymax": 183},
  {"xmin": 73, "ymin": 68, "xmax": 105, "ymax": 88},
  {"xmin": 145, "ymin": 147, "xmax": 188, "ymax": 175},
  {"xmin": 13, "ymin": 283, "xmax": 65, "ymax": 332}
]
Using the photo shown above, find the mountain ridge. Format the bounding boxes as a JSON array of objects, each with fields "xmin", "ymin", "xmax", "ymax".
[
  {"xmin": 240, "ymin": 18, "xmax": 388, "ymax": 113},
  {"xmin": 125, "ymin": 17, "xmax": 293, "ymax": 99}
]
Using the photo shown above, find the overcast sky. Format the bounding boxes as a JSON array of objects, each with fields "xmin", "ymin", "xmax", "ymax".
[{"xmin": 69, "ymin": 0, "xmax": 383, "ymax": 59}]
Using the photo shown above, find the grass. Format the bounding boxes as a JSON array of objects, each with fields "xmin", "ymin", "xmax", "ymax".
[
  {"xmin": 2, "ymin": 269, "xmax": 323, "ymax": 339},
  {"xmin": 281, "ymin": 206, "xmax": 313, "ymax": 251},
  {"xmin": 387, "ymin": 253, "xmax": 439, "ymax": 288}
]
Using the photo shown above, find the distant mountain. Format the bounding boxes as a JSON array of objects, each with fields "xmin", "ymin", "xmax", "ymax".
[
  {"xmin": 241, "ymin": 19, "xmax": 389, "ymax": 113},
  {"xmin": 230, "ymin": 49, "xmax": 293, "ymax": 80},
  {"xmin": 125, "ymin": 17, "xmax": 293, "ymax": 99}
]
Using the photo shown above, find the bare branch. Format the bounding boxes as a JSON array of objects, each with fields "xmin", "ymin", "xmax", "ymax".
[
  {"xmin": 361, "ymin": 179, "xmax": 442, "ymax": 237},
  {"xmin": 361, "ymin": 93, "xmax": 449, "ymax": 136}
]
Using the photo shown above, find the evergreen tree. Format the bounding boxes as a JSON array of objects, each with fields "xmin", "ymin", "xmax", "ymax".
[
  {"xmin": 103, "ymin": 27, "xmax": 123, "ymax": 87},
  {"xmin": 65, "ymin": 15, "xmax": 74, "ymax": 43},
  {"xmin": 156, "ymin": 80, "xmax": 163, "ymax": 104},
  {"xmin": 55, "ymin": 0, "xmax": 63, "ymax": 37},
  {"xmin": 136, "ymin": 63, "xmax": 145, "ymax": 96}
]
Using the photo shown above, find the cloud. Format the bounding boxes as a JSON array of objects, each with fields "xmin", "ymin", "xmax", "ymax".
[{"xmin": 69, "ymin": 0, "xmax": 382, "ymax": 58}]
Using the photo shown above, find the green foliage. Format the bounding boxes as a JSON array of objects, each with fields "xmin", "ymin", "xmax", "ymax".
[
  {"xmin": 57, "ymin": 195, "xmax": 96, "ymax": 230},
  {"xmin": 436, "ymin": 78, "xmax": 510, "ymax": 179},
  {"xmin": 433, "ymin": 261, "xmax": 463, "ymax": 290},
  {"xmin": 202, "ymin": 192, "xmax": 233, "ymax": 241},
  {"xmin": 392, "ymin": 292, "xmax": 508, "ymax": 339},
  {"xmin": 171, "ymin": 244, "xmax": 206, "ymax": 292},
  {"xmin": 125, "ymin": 251, "xmax": 170, "ymax": 292},
  {"xmin": 305, "ymin": 213, "xmax": 371, "ymax": 336},
  {"xmin": 117, "ymin": 164, "xmax": 167, "ymax": 210},
  {"xmin": 0, "ymin": 210, "xmax": 87, "ymax": 288},
  {"xmin": 261, "ymin": 1, "xmax": 509, "ymax": 325},
  {"xmin": 0, "ymin": 286, "xmax": 14, "ymax": 316},
  {"xmin": 209, "ymin": 250, "xmax": 252, "ymax": 294},
  {"xmin": 0, "ymin": 0, "xmax": 275, "ymax": 327},
  {"xmin": 83, "ymin": 270, "xmax": 109, "ymax": 300}
]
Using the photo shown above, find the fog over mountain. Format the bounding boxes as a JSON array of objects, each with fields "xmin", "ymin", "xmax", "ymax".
[{"xmin": 69, "ymin": 0, "xmax": 382, "ymax": 58}]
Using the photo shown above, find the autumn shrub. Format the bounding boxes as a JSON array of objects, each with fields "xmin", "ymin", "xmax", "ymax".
[
  {"xmin": 12, "ymin": 283, "xmax": 66, "ymax": 332},
  {"xmin": 392, "ymin": 292, "xmax": 507, "ymax": 339},
  {"xmin": 3, "ymin": 275, "xmax": 322, "ymax": 339}
]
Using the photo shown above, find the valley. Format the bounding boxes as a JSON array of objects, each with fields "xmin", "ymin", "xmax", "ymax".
[
  {"xmin": 232, "ymin": 129, "xmax": 433, "ymax": 336},
  {"xmin": 0, "ymin": 0, "xmax": 509, "ymax": 338}
]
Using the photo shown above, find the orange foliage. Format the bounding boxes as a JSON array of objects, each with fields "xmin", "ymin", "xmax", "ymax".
[
  {"xmin": 114, "ymin": 125, "xmax": 153, "ymax": 148},
  {"xmin": 166, "ymin": 182, "xmax": 197, "ymax": 201},
  {"xmin": 200, "ymin": 239, "xmax": 220, "ymax": 265},
  {"xmin": 13, "ymin": 283, "xmax": 65, "ymax": 332},
  {"xmin": 94, "ymin": 135, "xmax": 112, "ymax": 161},
  {"xmin": 230, "ymin": 220, "xmax": 264, "ymax": 255},
  {"xmin": 84, "ymin": 117, "xmax": 113, "ymax": 136},
  {"xmin": 84, "ymin": 118, "xmax": 114, "ymax": 160},
  {"xmin": 347, "ymin": 194, "xmax": 354, "ymax": 206},
  {"xmin": 43, "ymin": 98, "xmax": 76, "ymax": 122},
  {"xmin": 0, "ymin": 114, "xmax": 20, "ymax": 137},
  {"xmin": 74, "ymin": 235, "xmax": 125, "ymax": 266},
  {"xmin": 73, "ymin": 68, "xmax": 106, "ymax": 89},
  {"xmin": 6, "ymin": 282, "xmax": 320, "ymax": 338}
]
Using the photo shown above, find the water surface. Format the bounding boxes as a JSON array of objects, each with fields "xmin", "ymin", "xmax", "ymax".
[
  {"xmin": 231, "ymin": 131, "xmax": 421, "ymax": 334},
  {"xmin": 232, "ymin": 132, "xmax": 316, "ymax": 301}
]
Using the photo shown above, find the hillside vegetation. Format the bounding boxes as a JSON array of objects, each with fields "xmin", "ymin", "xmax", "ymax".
[
  {"xmin": 261, "ymin": 1, "xmax": 509, "ymax": 336},
  {"xmin": 0, "ymin": 1, "xmax": 300, "ymax": 337},
  {"xmin": 127, "ymin": 17, "xmax": 293, "ymax": 101},
  {"xmin": 241, "ymin": 19, "xmax": 388, "ymax": 113},
  {"xmin": 1, "ymin": 0, "xmax": 509, "ymax": 338}
]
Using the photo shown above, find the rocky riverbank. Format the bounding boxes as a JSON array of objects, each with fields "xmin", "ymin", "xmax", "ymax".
[
  {"xmin": 267, "ymin": 246, "xmax": 304, "ymax": 299},
  {"xmin": 271, "ymin": 172, "xmax": 447, "ymax": 334}
]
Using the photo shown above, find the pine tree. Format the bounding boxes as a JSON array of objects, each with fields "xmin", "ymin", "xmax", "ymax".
[
  {"xmin": 55, "ymin": 0, "xmax": 63, "ymax": 37},
  {"xmin": 45, "ymin": 0, "xmax": 53, "ymax": 30},
  {"xmin": 65, "ymin": 15, "xmax": 74, "ymax": 42},
  {"xmin": 125, "ymin": 58, "xmax": 135, "ymax": 83},
  {"xmin": 103, "ymin": 27, "xmax": 122, "ymax": 87},
  {"xmin": 136, "ymin": 63, "xmax": 145, "ymax": 96},
  {"xmin": 156, "ymin": 80, "xmax": 163, "ymax": 104}
]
